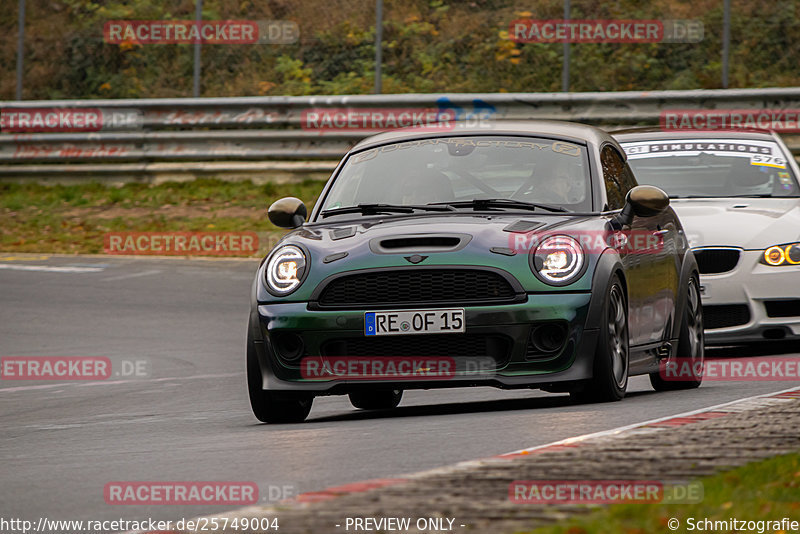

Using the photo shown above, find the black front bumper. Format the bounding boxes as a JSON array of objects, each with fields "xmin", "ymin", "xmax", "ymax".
[{"xmin": 250, "ymin": 292, "xmax": 601, "ymax": 394}]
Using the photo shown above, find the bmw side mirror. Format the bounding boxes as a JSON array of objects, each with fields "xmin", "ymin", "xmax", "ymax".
[
  {"xmin": 613, "ymin": 185, "xmax": 670, "ymax": 228},
  {"xmin": 268, "ymin": 197, "xmax": 308, "ymax": 229}
]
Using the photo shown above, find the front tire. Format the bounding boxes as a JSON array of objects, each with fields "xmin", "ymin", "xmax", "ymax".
[
  {"xmin": 571, "ymin": 274, "xmax": 629, "ymax": 403},
  {"xmin": 650, "ymin": 275, "xmax": 704, "ymax": 391},
  {"xmin": 349, "ymin": 390, "xmax": 403, "ymax": 410},
  {"xmin": 247, "ymin": 332, "xmax": 313, "ymax": 423}
]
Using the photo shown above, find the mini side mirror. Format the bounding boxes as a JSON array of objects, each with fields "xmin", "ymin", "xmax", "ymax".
[
  {"xmin": 629, "ymin": 185, "xmax": 670, "ymax": 216},
  {"xmin": 613, "ymin": 185, "xmax": 670, "ymax": 228},
  {"xmin": 268, "ymin": 197, "xmax": 307, "ymax": 229}
]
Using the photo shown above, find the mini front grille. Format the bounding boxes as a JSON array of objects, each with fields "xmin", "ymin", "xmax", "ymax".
[
  {"xmin": 316, "ymin": 268, "xmax": 518, "ymax": 308},
  {"xmin": 693, "ymin": 248, "xmax": 741, "ymax": 275},
  {"xmin": 703, "ymin": 304, "xmax": 751, "ymax": 329},
  {"xmin": 764, "ymin": 299, "xmax": 800, "ymax": 318},
  {"xmin": 319, "ymin": 334, "xmax": 512, "ymax": 367}
]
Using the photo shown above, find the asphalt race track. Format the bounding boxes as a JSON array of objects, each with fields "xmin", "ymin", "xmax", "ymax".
[{"xmin": 2, "ymin": 256, "xmax": 799, "ymax": 524}]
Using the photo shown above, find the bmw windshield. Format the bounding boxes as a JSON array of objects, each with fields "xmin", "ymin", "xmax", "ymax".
[
  {"xmin": 620, "ymin": 138, "xmax": 800, "ymax": 198},
  {"xmin": 317, "ymin": 136, "xmax": 593, "ymax": 218}
]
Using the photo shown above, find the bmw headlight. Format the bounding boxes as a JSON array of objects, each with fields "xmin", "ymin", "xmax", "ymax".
[
  {"xmin": 761, "ymin": 243, "xmax": 800, "ymax": 266},
  {"xmin": 531, "ymin": 235, "xmax": 586, "ymax": 285},
  {"xmin": 265, "ymin": 245, "xmax": 307, "ymax": 295}
]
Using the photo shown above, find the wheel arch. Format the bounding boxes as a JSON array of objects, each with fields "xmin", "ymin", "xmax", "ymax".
[
  {"xmin": 585, "ymin": 249, "xmax": 627, "ymax": 330},
  {"xmin": 671, "ymin": 248, "xmax": 700, "ymax": 342}
]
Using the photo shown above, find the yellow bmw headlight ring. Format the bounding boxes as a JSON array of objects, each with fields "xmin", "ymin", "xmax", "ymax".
[{"xmin": 762, "ymin": 243, "xmax": 800, "ymax": 266}]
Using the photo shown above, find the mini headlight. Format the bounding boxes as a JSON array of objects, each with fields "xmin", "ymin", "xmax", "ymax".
[
  {"xmin": 265, "ymin": 245, "xmax": 307, "ymax": 295},
  {"xmin": 531, "ymin": 235, "xmax": 586, "ymax": 285},
  {"xmin": 761, "ymin": 243, "xmax": 800, "ymax": 266}
]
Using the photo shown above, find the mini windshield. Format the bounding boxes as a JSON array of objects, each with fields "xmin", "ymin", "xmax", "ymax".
[
  {"xmin": 318, "ymin": 136, "xmax": 593, "ymax": 217},
  {"xmin": 621, "ymin": 138, "xmax": 800, "ymax": 198}
]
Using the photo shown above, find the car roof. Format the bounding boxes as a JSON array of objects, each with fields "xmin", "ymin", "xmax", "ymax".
[
  {"xmin": 612, "ymin": 127, "xmax": 779, "ymax": 142},
  {"xmin": 350, "ymin": 120, "xmax": 623, "ymax": 154}
]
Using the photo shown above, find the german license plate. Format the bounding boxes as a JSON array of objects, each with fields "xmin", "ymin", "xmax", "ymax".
[{"xmin": 365, "ymin": 309, "xmax": 465, "ymax": 336}]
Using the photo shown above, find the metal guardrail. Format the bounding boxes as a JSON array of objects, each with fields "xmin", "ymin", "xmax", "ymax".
[{"xmin": 2, "ymin": 88, "xmax": 800, "ymax": 180}]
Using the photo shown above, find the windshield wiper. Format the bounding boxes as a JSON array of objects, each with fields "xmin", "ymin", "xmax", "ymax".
[
  {"xmin": 429, "ymin": 198, "xmax": 569, "ymax": 213},
  {"xmin": 320, "ymin": 203, "xmax": 456, "ymax": 218}
]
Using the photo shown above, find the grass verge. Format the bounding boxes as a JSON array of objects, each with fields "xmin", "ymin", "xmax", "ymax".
[
  {"xmin": 525, "ymin": 451, "xmax": 800, "ymax": 533},
  {"xmin": 0, "ymin": 179, "xmax": 327, "ymax": 255}
]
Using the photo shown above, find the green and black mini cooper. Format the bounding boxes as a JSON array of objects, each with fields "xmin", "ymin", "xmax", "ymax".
[{"xmin": 248, "ymin": 121, "xmax": 703, "ymax": 423}]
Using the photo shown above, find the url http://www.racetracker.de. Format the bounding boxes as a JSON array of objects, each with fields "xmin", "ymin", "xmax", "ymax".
[{"xmin": 0, "ymin": 516, "xmax": 281, "ymax": 533}]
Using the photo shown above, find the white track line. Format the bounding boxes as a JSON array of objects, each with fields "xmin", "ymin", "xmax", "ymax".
[
  {"xmin": 101, "ymin": 269, "xmax": 162, "ymax": 281},
  {"xmin": 0, "ymin": 372, "xmax": 239, "ymax": 393},
  {"xmin": 499, "ymin": 384, "xmax": 800, "ymax": 456},
  {"xmin": 0, "ymin": 264, "xmax": 105, "ymax": 273},
  {"xmin": 384, "ymin": 385, "xmax": 800, "ymax": 484}
]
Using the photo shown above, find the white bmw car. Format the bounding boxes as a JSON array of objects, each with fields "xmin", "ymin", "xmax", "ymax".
[{"xmin": 614, "ymin": 129, "xmax": 800, "ymax": 344}]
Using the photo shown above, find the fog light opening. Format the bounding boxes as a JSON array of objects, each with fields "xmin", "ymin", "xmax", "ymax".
[
  {"xmin": 272, "ymin": 332, "xmax": 305, "ymax": 362},
  {"xmin": 762, "ymin": 328, "xmax": 786, "ymax": 340},
  {"xmin": 531, "ymin": 323, "xmax": 568, "ymax": 353}
]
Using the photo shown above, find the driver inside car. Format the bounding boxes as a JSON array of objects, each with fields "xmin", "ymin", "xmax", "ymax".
[{"xmin": 518, "ymin": 155, "xmax": 586, "ymax": 205}]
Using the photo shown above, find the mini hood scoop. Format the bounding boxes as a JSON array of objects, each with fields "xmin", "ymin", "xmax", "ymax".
[{"xmin": 370, "ymin": 233, "xmax": 472, "ymax": 254}]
